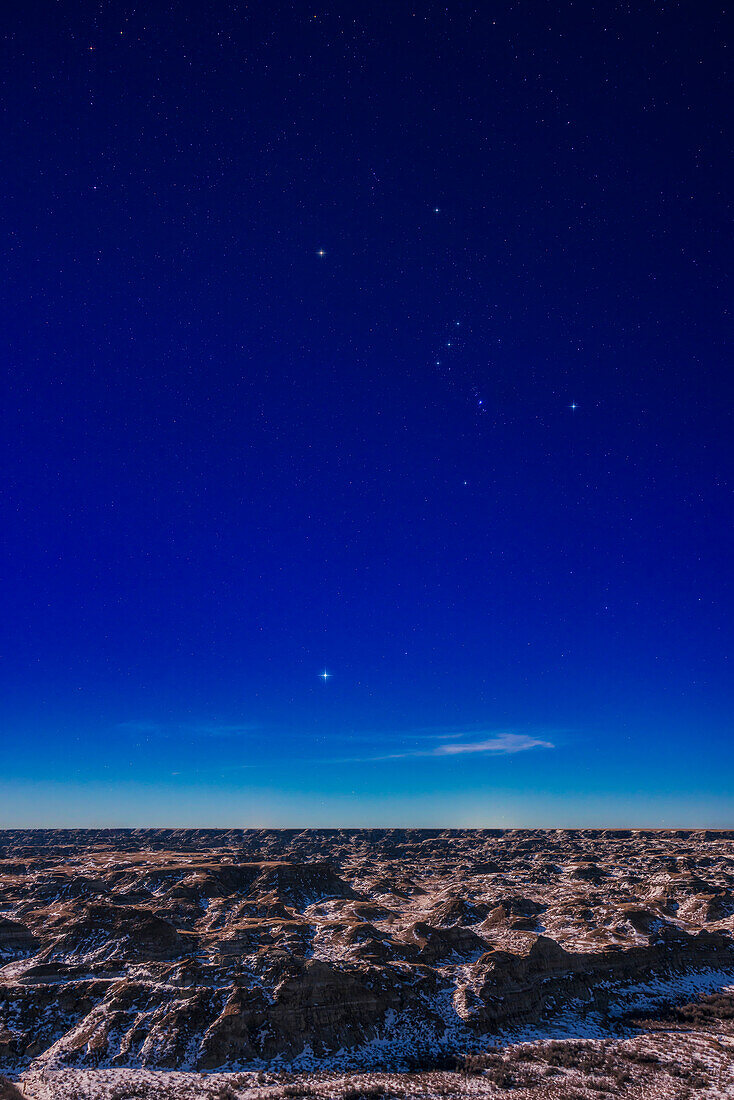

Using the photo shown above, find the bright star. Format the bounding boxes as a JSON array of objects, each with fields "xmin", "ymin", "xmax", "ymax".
[
  {"xmin": 433, "ymin": 207, "xmax": 440, "ymax": 213},
  {"xmin": 319, "ymin": 669, "xmax": 331, "ymax": 681},
  {"xmin": 570, "ymin": 402, "xmax": 578, "ymax": 411},
  {"xmin": 317, "ymin": 249, "xmax": 326, "ymax": 257}
]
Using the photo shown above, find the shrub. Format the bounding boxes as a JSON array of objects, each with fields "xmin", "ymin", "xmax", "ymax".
[
  {"xmin": 404, "ymin": 1051, "xmax": 461, "ymax": 1072},
  {"xmin": 342, "ymin": 1088, "xmax": 386, "ymax": 1100},
  {"xmin": 625, "ymin": 1049, "xmax": 659, "ymax": 1065},
  {"xmin": 461, "ymin": 1049, "xmax": 503, "ymax": 1075},
  {"xmin": 0, "ymin": 1078, "xmax": 26, "ymax": 1100}
]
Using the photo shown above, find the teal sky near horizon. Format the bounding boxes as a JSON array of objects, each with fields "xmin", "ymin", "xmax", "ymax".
[
  {"xmin": 3, "ymin": 700, "xmax": 733, "ymax": 828},
  {"xmin": 2, "ymin": 2, "xmax": 731, "ymax": 827}
]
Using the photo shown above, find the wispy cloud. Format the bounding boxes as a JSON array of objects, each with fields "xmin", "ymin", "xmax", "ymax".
[
  {"xmin": 185, "ymin": 723, "xmax": 259, "ymax": 738},
  {"xmin": 118, "ymin": 720, "xmax": 258, "ymax": 739},
  {"xmin": 431, "ymin": 733, "xmax": 554, "ymax": 755},
  {"xmin": 117, "ymin": 721, "xmax": 556, "ymax": 765},
  {"xmin": 117, "ymin": 720, "xmax": 162, "ymax": 735},
  {"xmin": 329, "ymin": 730, "xmax": 556, "ymax": 763}
]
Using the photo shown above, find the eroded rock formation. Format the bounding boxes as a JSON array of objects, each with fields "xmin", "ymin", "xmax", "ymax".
[{"xmin": 0, "ymin": 828, "xmax": 733, "ymax": 1071}]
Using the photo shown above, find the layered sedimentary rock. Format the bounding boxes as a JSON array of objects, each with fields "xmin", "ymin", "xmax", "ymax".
[{"xmin": 0, "ymin": 828, "xmax": 733, "ymax": 1070}]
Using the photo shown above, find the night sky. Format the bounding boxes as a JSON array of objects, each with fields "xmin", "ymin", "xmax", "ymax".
[{"xmin": 2, "ymin": 2, "xmax": 732, "ymax": 827}]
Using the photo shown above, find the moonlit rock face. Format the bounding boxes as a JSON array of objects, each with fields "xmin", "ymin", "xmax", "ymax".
[{"xmin": 0, "ymin": 827, "xmax": 733, "ymax": 1083}]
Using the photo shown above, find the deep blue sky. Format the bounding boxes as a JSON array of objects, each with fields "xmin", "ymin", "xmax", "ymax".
[{"xmin": 2, "ymin": 2, "xmax": 731, "ymax": 826}]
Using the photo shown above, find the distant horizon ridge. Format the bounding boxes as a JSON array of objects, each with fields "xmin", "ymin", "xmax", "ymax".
[{"xmin": 2, "ymin": 823, "xmax": 734, "ymax": 833}]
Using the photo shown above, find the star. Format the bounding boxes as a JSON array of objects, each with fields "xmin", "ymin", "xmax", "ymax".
[
  {"xmin": 319, "ymin": 669, "xmax": 331, "ymax": 681},
  {"xmin": 569, "ymin": 402, "xmax": 578, "ymax": 411},
  {"xmin": 316, "ymin": 249, "xmax": 326, "ymax": 257}
]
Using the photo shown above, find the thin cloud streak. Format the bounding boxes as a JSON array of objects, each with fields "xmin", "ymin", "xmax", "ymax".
[
  {"xmin": 118, "ymin": 722, "xmax": 556, "ymax": 766},
  {"xmin": 330, "ymin": 731, "xmax": 556, "ymax": 763},
  {"xmin": 117, "ymin": 720, "xmax": 258, "ymax": 738},
  {"xmin": 433, "ymin": 733, "xmax": 555, "ymax": 755}
]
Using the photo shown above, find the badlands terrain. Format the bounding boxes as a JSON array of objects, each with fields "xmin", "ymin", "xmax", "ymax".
[{"xmin": 1, "ymin": 827, "xmax": 734, "ymax": 1098}]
